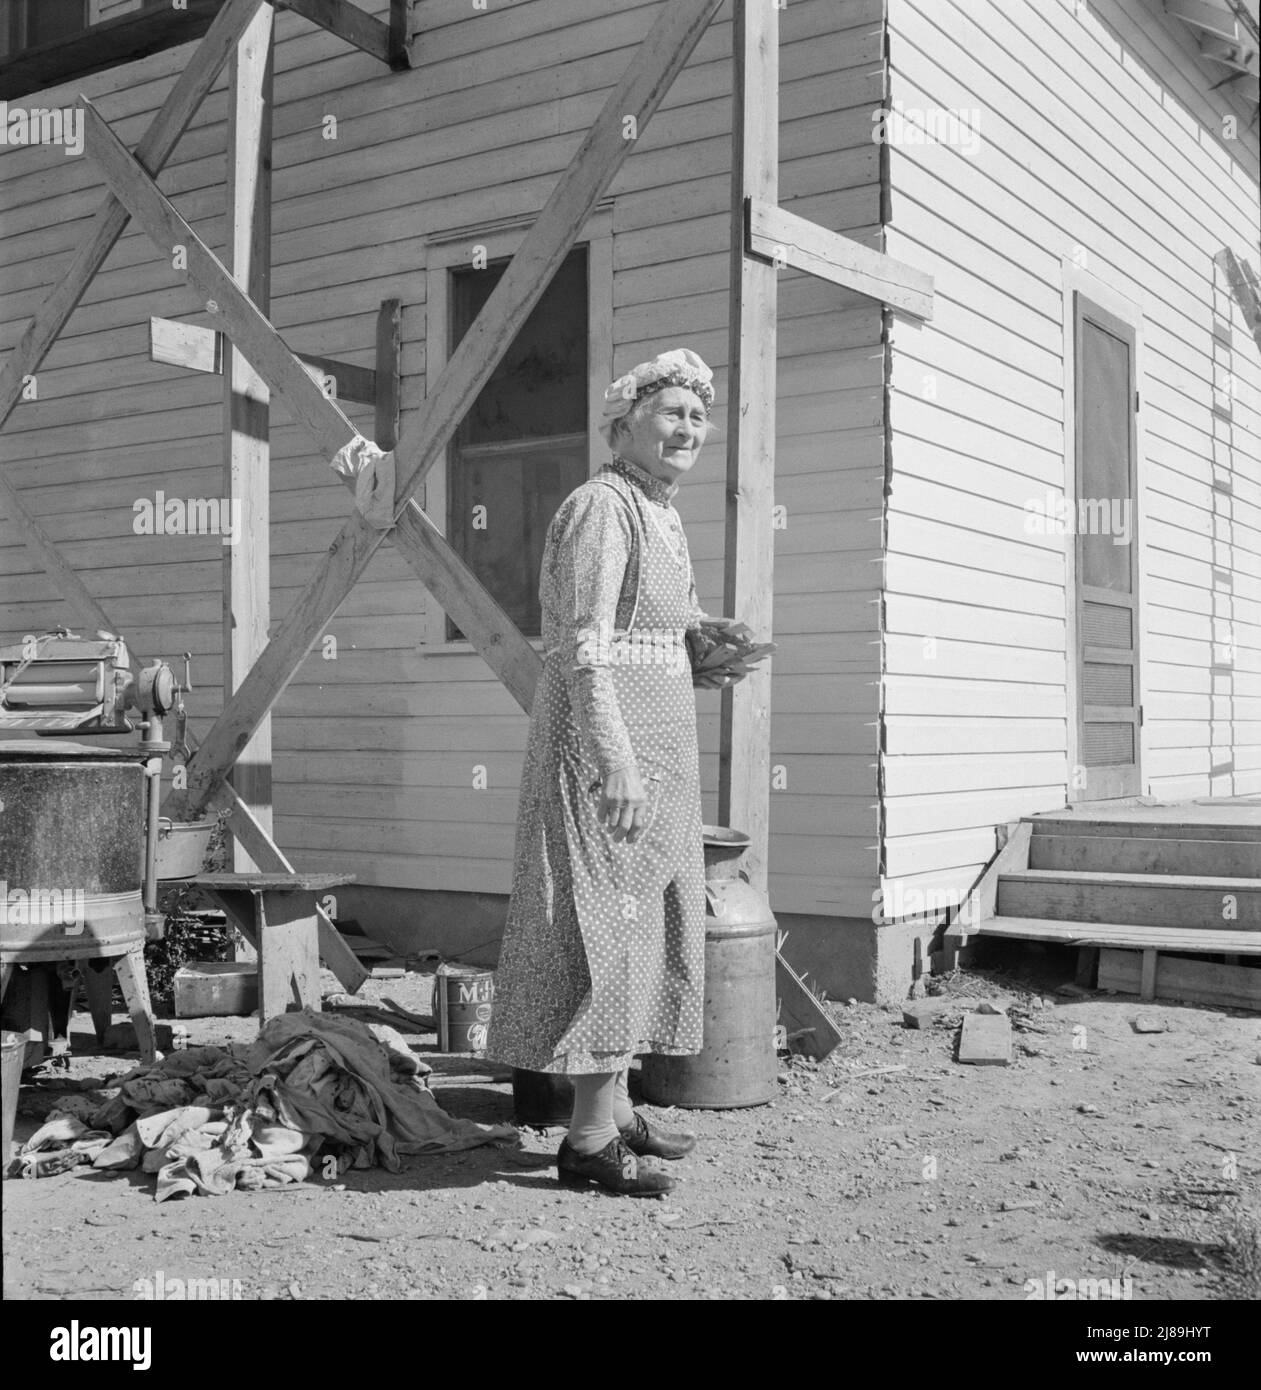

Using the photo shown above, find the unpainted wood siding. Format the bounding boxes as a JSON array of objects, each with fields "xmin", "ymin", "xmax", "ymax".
[
  {"xmin": 879, "ymin": 0, "xmax": 1261, "ymax": 914},
  {"xmin": 0, "ymin": 0, "xmax": 888, "ymax": 918}
]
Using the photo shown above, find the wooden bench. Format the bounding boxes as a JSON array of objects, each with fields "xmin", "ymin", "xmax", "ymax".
[{"xmin": 189, "ymin": 873, "xmax": 356, "ymax": 1023}]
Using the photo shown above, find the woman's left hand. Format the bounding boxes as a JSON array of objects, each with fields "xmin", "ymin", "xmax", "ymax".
[{"xmin": 598, "ymin": 764, "xmax": 650, "ymax": 843}]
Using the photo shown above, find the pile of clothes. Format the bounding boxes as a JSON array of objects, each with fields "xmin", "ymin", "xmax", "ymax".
[{"xmin": 16, "ymin": 1010, "xmax": 516, "ymax": 1200}]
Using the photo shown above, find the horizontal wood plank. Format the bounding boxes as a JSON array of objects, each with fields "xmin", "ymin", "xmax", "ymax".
[{"xmin": 748, "ymin": 197, "xmax": 934, "ymax": 318}]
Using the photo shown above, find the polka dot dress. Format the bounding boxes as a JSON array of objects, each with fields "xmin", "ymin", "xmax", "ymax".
[{"xmin": 485, "ymin": 458, "xmax": 706, "ymax": 1076}]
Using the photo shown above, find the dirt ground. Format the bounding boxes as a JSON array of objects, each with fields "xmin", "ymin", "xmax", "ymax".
[{"xmin": 3, "ymin": 947, "xmax": 1258, "ymax": 1303}]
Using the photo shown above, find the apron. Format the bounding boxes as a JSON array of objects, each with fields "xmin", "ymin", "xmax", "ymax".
[
  {"xmin": 483, "ymin": 467, "xmax": 706, "ymax": 1074},
  {"xmin": 550, "ymin": 471, "xmax": 705, "ymax": 1060}
]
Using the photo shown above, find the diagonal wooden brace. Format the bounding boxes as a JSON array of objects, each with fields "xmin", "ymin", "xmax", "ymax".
[
  {"xmin": 0, "ymin": 462, "xmax": 367, "ymax": 992},
  {"xmin": 81, "ymin": 95, "xmax": 542, "ymax": 727},
  {"xmin": 0, "ymin": 0, "xmax": 268, "ymax": 433},
  {"xmin": 0, "ymin": 492, "xmax": 367, "ymax": 991},
  {"xmin": 276, "ymin": 0, "xmax": 411, "ymax": 69},
  {"xmin": 83, "ymin": 95, "xmax": 359, "ymax": 459},
  {"xmin": 87, "ymin": 0, "xmax": 724, "ymax": 819}
]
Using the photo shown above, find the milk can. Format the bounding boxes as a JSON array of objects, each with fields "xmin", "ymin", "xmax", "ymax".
[{"xmin": 639, "ymin": 826, "xmax": 777, "ymax": 1108}]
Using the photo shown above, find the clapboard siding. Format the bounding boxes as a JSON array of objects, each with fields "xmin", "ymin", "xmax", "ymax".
[
  {"xmin": 0, "ymin": 0, "xmax": 886, "ymax": 918},
  {"xmin": 879, "ymin": 0, "xmax": 1261, "ymax": 916}
]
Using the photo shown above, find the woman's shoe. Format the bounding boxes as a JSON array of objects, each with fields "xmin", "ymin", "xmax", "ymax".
[
  {"xmin": 557, "ymin": 1136, "xmax": 676, "ymax": 1196},
  {"xmin": 619, "ymin": 1110, "xmax": 696, "ymax": 1160}
]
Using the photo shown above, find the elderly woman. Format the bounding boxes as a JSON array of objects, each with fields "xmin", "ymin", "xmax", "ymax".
[{"xmin": 485, "ymin": 348, "xmax": 731, "ymax": 1197}]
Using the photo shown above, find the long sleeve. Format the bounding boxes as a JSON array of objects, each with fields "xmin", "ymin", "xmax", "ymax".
[
  {"xmin": 547, "ymin": 487, "xmax": 638, "ymax": 780},
  {"xmin": 685, "ymin": 563, "xmax": 707, "ymax": 632}
]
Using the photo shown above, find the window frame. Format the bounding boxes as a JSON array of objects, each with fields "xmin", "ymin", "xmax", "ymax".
[
  {"xmin": 2, "ymin": 0, "xmax": 90, "ymax": 58},
  {"xmin": 421, "ymin": 204, "xmax": 614, "ymax": 653}
]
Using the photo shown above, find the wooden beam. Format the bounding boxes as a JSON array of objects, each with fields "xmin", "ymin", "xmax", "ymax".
[
  {"xmin": 391, "ymin": 505, "xmax": 542, "ymax": 708},
  {"xmin": 0, "ymin": 0, "xmax": 227, "ymax": 101},
  {"xmin": 1165, "ymin": 0, "xmax": 1242, "ymax": 42},
  {"xmin": 775, "ymin": 952, "xmax": 843, "ymax": 1061},
  {"xmin": 150, "ymin": 317, "xmax": 224, "ymax": 375},
  {"xmin": 389, "ymin": 0, "xmax": 412, "ymax": 70},
  {"xmin": 1140, "ymin": 947, "xmax": 1159, "ymax": 1001},
  {"xmin": 149, "ymin": 317, "xmax": 379, "ymax": 405},
  {"xmin": 275, "ymin": 0, "xmax": 396, "ymax": 66},
  {"xmin": 150, "ymin": 0, "xmax": 726, "ymax": 815},
  {"xmin": 0, "ymin": 0, "xmax": 267, "ymax": 433},
  {"xmin": 215, "ymin": 792, "xmax": 370, "ymax": 992},
  {"xmin": 223, "ymin": 4, "xmax": 275, "ymax": 889},
  {"xmin": 0, "ymin": 473, "xmax": 368, "ymax": 994},
  {"xmin": 748, "ymin": 199, "xmax": 935, "ymax": 320},
  {"xmin": 718, "ymin": 0, "xmax": 779, "ymax": 894},
  {"xmin": 83, "ymin": 95, "xmax": 361, "ymax": 462},
  {"xmin": 300, "ymin": 354, "xmax": 377, "ymax": 406},
  {"xmin": 0, "ymin": 472, "xmax": 119, "ymax": 638},
  {"xmin": 374, "ymin": 298, "xmax": 402, "ymax": 450},
  {"xmin": 83, "ymin": 102, "xmax": 541, "ymax": 735},
  {"xmin": 385, "ymin": 0, "xmax": 727, "ymax": 521}
]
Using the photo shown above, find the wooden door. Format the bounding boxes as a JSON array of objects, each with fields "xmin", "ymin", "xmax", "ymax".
[{"xmin": 1073, "ymin": 294, "xmax": 1141, "ymax": 800}]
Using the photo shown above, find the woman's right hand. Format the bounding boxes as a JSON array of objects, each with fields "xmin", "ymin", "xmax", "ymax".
[{"xmin": 598, "ymin": 764, "xmax": 649, "ymax": 843}]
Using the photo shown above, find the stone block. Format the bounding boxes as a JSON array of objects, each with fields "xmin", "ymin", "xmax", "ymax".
[{"xmin": 957, "ymin": 1012, "xmax": 1012, "ymax": 1066}]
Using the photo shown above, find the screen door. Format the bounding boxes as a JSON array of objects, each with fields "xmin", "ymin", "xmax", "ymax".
[{"xmin": 1073, "ymin": 294, "xmax": 1141, "ymax": 800}]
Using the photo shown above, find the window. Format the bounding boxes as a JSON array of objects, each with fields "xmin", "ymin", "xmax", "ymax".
[
  {"xmin": 445, "ymin": 250, "xmax": 589, "ymax": 640},
  {"xmin": 422, "ymin": 205, "xmax": 613, "ymax": 649},
  {"xmin": 0, "ymin": 0, "xmax": 88, "ymax": 58}
]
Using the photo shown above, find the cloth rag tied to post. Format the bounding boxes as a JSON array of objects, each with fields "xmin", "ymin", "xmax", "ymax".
[{"xmin": 331, "ymin": 435, "xmax": 396, "ymax": 529}]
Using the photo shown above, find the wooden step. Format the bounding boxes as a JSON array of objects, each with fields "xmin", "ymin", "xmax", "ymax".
[
  {"xmin": 946, "ymin": 915, "xmax": 1261, "ymax": 954},
  {"xmin": 1029, "ymin": 832, "xmax": 1260, "ymax": 878},
  {"xmin": 1030, "ymin": 815, "xmax": 1260, "ymax": 844},
  {"xmin": 1097, "ymin": 948, "xmax": 1260, "ymax": 1011},
  {"xmin": 997, "ymin": 870, "xmax": 1261, "ymax": 929}
]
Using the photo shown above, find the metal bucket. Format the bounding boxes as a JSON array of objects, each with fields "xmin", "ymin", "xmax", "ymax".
[
  {"xmin": 0, "ymin": 740, "xmax": 147, "ymax": 961},
  {"xmin": 639, "ymin": 826, "xmax": 778, "ymax": 1109},
  {"xmin": 1, "ymin": 1029, "xmax": 23, "ymax": 1170},
  {"xmin": 154, "ymin": 818, "xmax": 216, "ymax": 880},
  {"xmin": 512, "ymin": 1068, "xmax": 575, "ymax": 1126},
  {"xmin": 433, "ymin": 963, "xmax": 495, "ymax": 1053}
]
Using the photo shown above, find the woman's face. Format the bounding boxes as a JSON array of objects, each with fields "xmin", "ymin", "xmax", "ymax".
[{"xmin": 615, "ymin": 385, "xmax": 710, "ymax": 484}]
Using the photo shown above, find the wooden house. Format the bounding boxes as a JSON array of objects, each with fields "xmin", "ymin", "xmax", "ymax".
[{"xmin": 1, "ymin": 0, "xmax": 1257, "ymax": 1006}]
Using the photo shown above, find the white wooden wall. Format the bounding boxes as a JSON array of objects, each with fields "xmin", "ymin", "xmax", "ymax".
[
  {"xmin": 0, "ymin": 0, "xmax": 888, "ymax": 919},
  {"xmin": 880, "ymin": 0, "xmax": 1261, "ymax": 915}
]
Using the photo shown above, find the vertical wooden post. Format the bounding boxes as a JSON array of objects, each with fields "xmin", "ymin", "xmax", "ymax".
[
  {"xmin": 388, "ymin": 0, "xmax": 411, "ymax": 69},
  {"xmin": 375, "ymin": 298, "xmax": 402, "ymax": 450},
  {"xmin": 719, "ymin": 0, "xmax": 778, "ymax": 892},
  {"xmin": 223, "ymin": 4, "xmax": 275, "ymax": 911}
]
